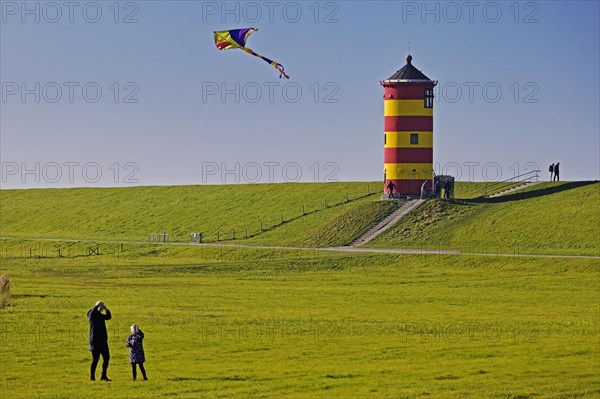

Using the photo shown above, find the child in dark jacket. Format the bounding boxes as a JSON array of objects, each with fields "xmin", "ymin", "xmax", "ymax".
[{"xmin": 125, "ymin": 324, "xmax": 147, "ymax": 380}]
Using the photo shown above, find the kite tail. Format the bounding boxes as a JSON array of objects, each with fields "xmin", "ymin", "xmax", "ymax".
[
  {"xmin": 273, "ymin": 63, "xmax": 289, "ymax": 79},
  {"xmin": 243, "ymin": 47, "xmax": 289, "ymax": 79}
]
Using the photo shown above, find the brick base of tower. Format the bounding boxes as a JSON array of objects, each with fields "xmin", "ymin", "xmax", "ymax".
[{"xmin": 385, "ymin": 179, "xmax": 432, "ymax": 197}]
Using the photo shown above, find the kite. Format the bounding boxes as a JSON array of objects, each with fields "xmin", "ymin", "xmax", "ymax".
[{"xmin": 213, "ymin": 28, "xmax": 289, "ymax": 79}]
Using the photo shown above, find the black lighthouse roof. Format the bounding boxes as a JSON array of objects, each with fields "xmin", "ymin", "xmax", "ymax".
[{"xmin": 385, "ymin": 54, "xmax": 432, "ymax": 82}]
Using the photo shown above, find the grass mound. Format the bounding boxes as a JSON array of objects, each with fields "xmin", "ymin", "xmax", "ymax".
[
  {"xmin": 294, "ymin": 200, "xmax": 397, "ymax": 247},
  {"xmin": 2, "ymin": 181, "xmax": 598, "ymax": 254},
  {"xmin": 0, "ymin": 182, "xmax": 378, "ymax": 244},
  {"xmin": 367, "ymin": 181, "xmax": 600, "ymax": 255}
]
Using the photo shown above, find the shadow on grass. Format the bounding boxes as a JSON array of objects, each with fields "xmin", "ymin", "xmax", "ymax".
[
  {"xmin": 465, "ymin": 181, "xmax": 598, "ymax": 204},
  {"xmin": 167, "ymin": 376, "xmax": 248, "ymax": 382},
  {"xmin": 12, "ymin": 294, "xmax": 47, "ymax": 298}
]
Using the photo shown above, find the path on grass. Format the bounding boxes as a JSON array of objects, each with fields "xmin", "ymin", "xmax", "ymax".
[
  {"xmin": 350, "ymin": 180, "xmax": 545, "ymax": 247},
  {"xmin": 1, "ymin": 236, "xmax": 598, "ymax": 260},
  {"xmin": 488, "ymin": 181, "xmax": 542, "ymax": 198},
  {"xmin": 348, "ymin": 199, "xmax": 425, "ymax": 246}
]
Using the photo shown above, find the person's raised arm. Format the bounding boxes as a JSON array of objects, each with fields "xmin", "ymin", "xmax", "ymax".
[
  {"xmin": 87, "ymin": 304, "xmax": 100, "ymax": 319},
  {"xmin": 103, "ymin": 307, "xmax": 112, "ymax": 320}
]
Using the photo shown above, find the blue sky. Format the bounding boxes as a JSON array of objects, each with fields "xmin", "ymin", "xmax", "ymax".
[{"xmin": 1, "ymin": 0, "xmax": 598, "ymax": 188}]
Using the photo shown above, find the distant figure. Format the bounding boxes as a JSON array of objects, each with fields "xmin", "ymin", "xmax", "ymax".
[
  {"xmin": 434, "ymin": 181, "xmax": 441, "ymax": 198},
  {"xmin": 386, "ymin": 181, "xmax": 396, "ymax": 199},
  {"xmin": 420, "ymin": 181, "xmax": 429, "ymax": 199},
  {"xmin": 444, "ymin": 179, "xmax": 451, "ymax": 199},
  {"xmin": 88, "ymin": 301, "xmax": 112, "ymax": 381},
  {"xmin": 126, "ymin": 324, "xmax": 148, "ymax": 381},
  {"xmin": 549, "ymin": 163, "xmax": 554, "ymax": 181},
  {"xmin": 553, "ymin": 162, "xmax": 560, "ymax": 181}
]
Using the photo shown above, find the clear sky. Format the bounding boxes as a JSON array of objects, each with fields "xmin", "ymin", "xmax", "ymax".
[{"xmin": 1, "ymin": 0, "xmax": 598, "ymax": 188}]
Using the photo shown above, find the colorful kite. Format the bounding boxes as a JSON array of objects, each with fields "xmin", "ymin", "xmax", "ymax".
[{"xmin": 213, "ymin": 28, "xmax": 289, "ymax": 79}]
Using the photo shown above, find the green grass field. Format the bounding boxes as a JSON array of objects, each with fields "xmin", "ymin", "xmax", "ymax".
[
  {"xmin": 0, "ymin": 241, "xmax": 598, "ymax": 398},
  {"xmin": 1, "ymin": 181, "xmax": 599, "ymax": 398}
]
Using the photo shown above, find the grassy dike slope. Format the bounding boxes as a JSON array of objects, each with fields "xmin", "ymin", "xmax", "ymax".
[
  {"xmin": 0, "ymin": 182, "xmax": 386, "ymax": 246},
  {"xmin": 1, "ymin": 181, "xmax": 598, "ymax": 253},
  {"xmin": 366, "ymin": 181, "xmax": 600, "ymax": 256}
]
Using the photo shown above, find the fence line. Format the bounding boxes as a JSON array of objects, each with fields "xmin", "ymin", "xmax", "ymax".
[{"xmin": 209, "ymin": 187, "xmax": 377, "ymax": 243}]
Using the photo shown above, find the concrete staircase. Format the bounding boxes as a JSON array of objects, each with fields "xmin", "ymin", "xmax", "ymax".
[
  {"xmin": 347, "ymin": 199, "xmax": 425, "ymax": 247},
  {"xmin": 487, "ymin": 181, "xmax": 541, "ymax": 198}
]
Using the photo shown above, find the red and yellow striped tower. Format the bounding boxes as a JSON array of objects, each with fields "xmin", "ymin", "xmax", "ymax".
[{"xmin": 381, "ymin": 55, "xmax": 437, "ymax": 196}]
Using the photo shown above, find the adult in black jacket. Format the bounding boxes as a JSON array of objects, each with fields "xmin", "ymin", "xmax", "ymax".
[{"xmin": 87, "ymin": 301, "xmax": 112, "ymax": 381}]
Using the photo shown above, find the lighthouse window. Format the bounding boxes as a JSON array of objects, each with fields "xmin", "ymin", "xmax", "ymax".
[
  {"xmin": 410, "ymin": 133, "xmax": 419, "ymax": 145},
  {"xmin": 424, "ymin": 88, "xmax": 434, "ymax": 108}
]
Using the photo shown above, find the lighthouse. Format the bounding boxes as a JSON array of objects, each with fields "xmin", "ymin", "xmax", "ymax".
[{"xmin": 381, "ymin": 55, "xmax": 437, "ymax": 197}]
